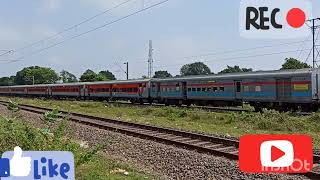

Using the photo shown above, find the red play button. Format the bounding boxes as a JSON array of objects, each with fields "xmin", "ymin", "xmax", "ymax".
[{"xmin": 271, "ymin": 146, "xmax": 285, "ymax": 162}]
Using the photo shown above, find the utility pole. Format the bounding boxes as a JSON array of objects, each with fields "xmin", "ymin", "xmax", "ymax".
[
  {"xmin": 32, "ymin": 76, "xmax": 35, "ymax": 85},
  {"xmin": 124, "ymin": 62, "xmax": 129, "ymax": 80},
  {"xmin": 307, "ymin": 18, "xmax": 320, "ymax": 68},
  {"xmin": 148, "ymin": 40, "xmax": 153, "ymax": 78}
]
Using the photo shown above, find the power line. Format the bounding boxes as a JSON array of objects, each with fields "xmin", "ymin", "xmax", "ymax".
[
  {"xmin": 0, "ymin": 50, "xmax": 13, "ymax": 57},
  {"xmin": 127, "ymin": 39, "xmax": 311, "ymax": 65},
  {"xmin": 154, "ymin": 49, "xmax": 311, "ymax": 69},
  {"xmin": 172, "ymin": 40, "xmax": 311, "ymax": 61},
  {"xmin": 304, "ymin": 24, "xmax": 320, "ymax": 64},
  {"xmin": 13, "ymin": 0, "xmax": 135, "ymax": 54},
  {"xmin": 92, "ymin": 40, "xmax": 315, "ymax": 71},
  {"xmin": 297, "ymin": 35, "xmax": 311, "ymax": 59},
  {"xmin": 5, "ymin": 0, "xmax": 170, "ymax": 64}
]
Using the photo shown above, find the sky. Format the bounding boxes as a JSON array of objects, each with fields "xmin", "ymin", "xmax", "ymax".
[{"xmin": 0, "ymin": 0, "xmax": 319, "ymax": 80}]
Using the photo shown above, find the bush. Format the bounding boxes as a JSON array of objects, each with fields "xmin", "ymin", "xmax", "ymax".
[
  {"xmin": 7, "ymin": 99, "xmax": 19, "ymax": 112},
  {"xmin": 0, "ymin": 115, "xmax": 103, "ymax": 168},
  {"xmin": 42, "ymin": 108, "xmax": 61, "ymax": 124}
]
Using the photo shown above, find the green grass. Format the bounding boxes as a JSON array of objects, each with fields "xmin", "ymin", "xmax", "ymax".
[
  {"xmin": 0, "ymin": 109, "xmax": 155, "ymax": 180},
  {"xmin": 2, "ymin": 97, "xmax": 320, "ymax": 149},
  {"xmin": 77, "ymin": 156, "xmax": 151, "ymax": 180}
]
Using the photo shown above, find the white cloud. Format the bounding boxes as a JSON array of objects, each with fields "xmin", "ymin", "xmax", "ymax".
[
  {"xmin": 81, "ymin": 0, "xmax": 156, "ymax": 14},
  {"xmin": 0, "ymin": 28, "xmax": 22, "ymax": 42},
  {"xmin": 83, "ymin": 0, "xmax": 129, "ymax": 9},
  {"xmin": 43, "ymin": 0, "xmax": 61, "ymax": 12}
]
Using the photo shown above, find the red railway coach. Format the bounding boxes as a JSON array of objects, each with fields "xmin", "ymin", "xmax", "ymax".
[
  {"xmin": 108, "ymin": 79, "xmax": 150, "ymax": 103},
  {"xmin": 50, "ymin": 84, "xmax": 82, "ymax": 98},
  {"xmin": 27, "ymin": 86, "xmax": 48, "ymax": 96},
  {"xmin": 0, "ymin": 87, "xmax": 10, "ymax": 95},
  {"xmin": 10, "ymin": 86, "xmax": 26, "ymax": 95},
  {"xmin": 87, "ymin": 84, "xmax": 112, "ymax": 99}
]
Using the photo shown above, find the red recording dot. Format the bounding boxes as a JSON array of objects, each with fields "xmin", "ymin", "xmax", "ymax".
[{"xmin": 286, "ymin": 8, "xmax": 306, "ymax": 28}]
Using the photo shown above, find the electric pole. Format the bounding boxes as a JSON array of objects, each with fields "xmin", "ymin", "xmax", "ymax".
[
  {"xmin": 148, "ymin": 40, "xmax": 153, "ymax": 78},
  {"xmin": 307, "ymin": 18, "xmax": 320, "ymax": 68},
  {"xmin": 124, "ymin": 62, "xmax": 129, "ymax": 80}
]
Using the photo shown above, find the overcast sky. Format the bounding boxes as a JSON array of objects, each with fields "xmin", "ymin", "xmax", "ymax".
[{"xmin": 0, "ymin": 0, "xmax": 319, "ymax": 80}]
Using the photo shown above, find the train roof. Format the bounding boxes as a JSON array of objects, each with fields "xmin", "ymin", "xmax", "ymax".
[
  {"xmin": 0, "ymin": 69, "xmax": 317, "ymax": 88},
  {"xmin": 0, "ymin": 79, "xmax": 151, "ymax": 88},
  {"xmin": 153, "ymin": 68, "xmax": 316, "ymax": 82}
]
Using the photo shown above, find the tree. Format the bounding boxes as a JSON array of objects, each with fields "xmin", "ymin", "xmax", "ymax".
[
  {"xmin": 281, "ymin": 58, "xmax": 311, "ymax": 70},
  {"xmin": 180, "ymin": 62, "xmax": 211, "ymax": 76},
  {"xmin": 153, "ymin": 70, "xmax": 172, "ymax": 78},
  {"xmin": 80, "ymin": 69, "xmax": 98, "ymax": 82},
  {"xmin": 60, "ymin": 70, "xmax": 78, "ymax": 83},
  {"xmin": 97, "ymin": 71, "xmax": 116, "ymax": 81},
  {"xmin": 15, "ymin": 66, "xmax": 59, "ymax": 85},
  {"xmin": 0, "ymin": 76, "xmax": 15, "ymax": 86},
  {"xmin": 218, "ymin": 65, "xmax": 253, "ymax": 74}
]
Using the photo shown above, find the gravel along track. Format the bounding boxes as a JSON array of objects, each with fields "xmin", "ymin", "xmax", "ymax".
[{"xmin": 0, "ymin": 105, "xmax": 310, "ymax": 180}]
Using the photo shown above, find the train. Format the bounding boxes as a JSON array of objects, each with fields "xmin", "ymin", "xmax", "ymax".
[{"xmin": 0, "ymin": 68, "xmax": 319, "ymax": 112}]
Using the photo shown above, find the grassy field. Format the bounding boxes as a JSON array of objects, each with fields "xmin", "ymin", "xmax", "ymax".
[
  {"xmin": 1, "ymin": 97, "xmax": 320, "ymax": 149},
  {"xmin": 0, "ymin": 106, "xmax": 155, "ymax": 180}
]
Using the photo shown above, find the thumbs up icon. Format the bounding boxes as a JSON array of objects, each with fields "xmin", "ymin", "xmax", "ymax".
[{"xmin": 10, "ymin": 146, "xmax": 31, "ymax": 177}]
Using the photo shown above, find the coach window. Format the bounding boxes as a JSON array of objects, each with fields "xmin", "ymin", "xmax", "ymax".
[
  {"xmin": 213, "ymin": 87, "xmax": 218, "ymax": 92},
  {"xmin": 188, "ymin": 88, "xmax": 191, "ymax": 92},
  {"xmin": 255, "ymin": 86, "xmax": 262, "ymax": 92},
  {"xmin": 197, "ymin": 88, "xmax": 201, "ymax": 92},
  {"xmin": 207, "ymin": 87, "xmax": 212, "ymax": 92},
  {"xmin": 202, "ymin": 88, "xmax": 206, "ymax": 92},
  {"xmin": 220, "ymin": 87, "xmax": 225, "ymax": 92},
  {"xmin": 244, "ymin": 86, "xmax": 249, "ymax": 92}
]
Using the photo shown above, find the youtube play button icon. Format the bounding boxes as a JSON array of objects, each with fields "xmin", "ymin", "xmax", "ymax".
[
  {"xmin": 271, "ymin": 146, "xmax": 285, "ymax": 162},
  {"xmin": 260, "ymin": 140, "xmax": 294, "ymax": 167},
  {"xmin": 239, "ymin": 135, "xmax": 313, "ymax": 173}
]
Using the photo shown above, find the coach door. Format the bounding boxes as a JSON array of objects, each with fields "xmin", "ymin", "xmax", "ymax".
[
  {"xmin": 182, "ymin": 82, "xmax": 187, "ymax": 100},
  {"xmin": 234, "ymin": 80, "xmax": 242, "ymax": 99},
  {"xmin": 276, "ymin": 79, "xmax": 291, "ymax": 101},
  {"xmin": 81, "ymin": 85, "xmax": 87, "ymax": 97}
]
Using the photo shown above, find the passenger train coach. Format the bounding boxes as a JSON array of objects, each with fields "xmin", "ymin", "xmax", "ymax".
[{"xmin": 0, "ymin": 68, "xmax": 320, "ymax": 112}]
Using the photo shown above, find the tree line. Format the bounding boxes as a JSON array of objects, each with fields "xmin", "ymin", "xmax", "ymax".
[
  {"xmin": 0, "ymin": 67, "xmax": 116, "ymax": 86},
  {"xmin": 0, "ymin": 57, "xmax": 310, "ymax": 86}
]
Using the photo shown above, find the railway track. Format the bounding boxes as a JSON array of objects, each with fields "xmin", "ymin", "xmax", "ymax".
[{"xmin": 0, "ymin": 101, "xmax": 319, "ymax": 179}]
